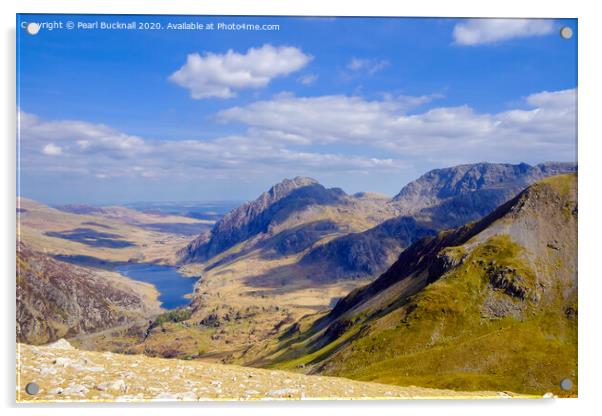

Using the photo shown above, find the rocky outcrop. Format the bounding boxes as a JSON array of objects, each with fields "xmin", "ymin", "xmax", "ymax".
[
  {"xmin": 17, "ymin": 243, "xmax": 154, "ymax": 344},
  {"xmin": 181, "ymin": 162, "xmax": 576, "ymax": 284},
  {"xmin": 391, "ymin": 162, "xmax": 576, "ymax": 227},
  {"xmin": 181, "ymin": 177, "xmax": 348, "ymax": 262},
  {"xmin": 301, "ymin": 216, "xmax": 437, "ymax": 279},
  {"xmin": 298, "ymin": 162, "xmax": 576, "ymax": 280}
]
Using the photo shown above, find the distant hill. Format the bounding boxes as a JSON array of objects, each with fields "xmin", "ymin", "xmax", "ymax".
[{"xmin": 262, "ymin": 174, "xmax": 577, "ymax": 396}]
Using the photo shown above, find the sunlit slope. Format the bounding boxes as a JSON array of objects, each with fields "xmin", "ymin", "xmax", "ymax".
[
  {"xmin": 18, "ymin": 197, "xmax": 207, "ymax": 265},
  {"xmin": 17, "ymin": 340, "xmax": 530, "ymax": 402},
  {"xmin": 264, "ymin": 174, "xmax": 577, "ymax": 396}
]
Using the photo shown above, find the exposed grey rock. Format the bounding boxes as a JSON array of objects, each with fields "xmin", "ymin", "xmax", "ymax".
[
  {"xmin": 267, "ymin": 388, "xmax": 299, "ymax": 397},
  {"xmin": 301, "ymin": 162, "xmax": 576, "ymax": 280},
  {"xmin": 391, "ymin": 162, "xmax": 576, "ymax": 228},
  {"xmin": 180, "ymin": 177, "xmax": 347, "ymax": 262},
  {"xmin": 301, "ymin": 216, "xmax": 437, "ymax": 280},
  {"xmin": 17, "ymin": 243, "xmax": 151, "ymax": 345},
  {"xmin": 95, "ymin": 379, "xmax": 127, "ymax": 393},
  {"xmin": 46, "ymin": 339, "xmax": 73, "ymax": 350}
]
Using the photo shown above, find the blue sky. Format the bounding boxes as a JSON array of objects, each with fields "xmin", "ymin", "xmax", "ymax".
[{"xmin": 17, "ymin": 15, "xmax": 577, "ymax": 204}]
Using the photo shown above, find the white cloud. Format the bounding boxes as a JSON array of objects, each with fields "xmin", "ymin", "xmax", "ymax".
[
  {"xmin": 525, "ymin": 89, "xmax": 576, "ymax": 109},
  {"xmin": 453, "ymin": 19, "xmax": 556, "ymax": 46},
  {"xmin": 18, "ymin": 88, "xmax": 575, "ymax": 184},
  {"xmin": 18, "ymin": 110, "xmax": 403, "ymax": 181},
  {"xmin": 169, "ymin": 44, "xmax": 312, "ymax": 99},
  {"xmin": 217, "ymin": 89, "xmax": 576, "ymax": 164},
  {"xmin": 42, "ymin": 143, "xmax": 62, "ymax": 156},
  {"xmin": 20, "ymin": 112, "xmax": 150, "ymax": 158},
  {"xmin": 346, "ymin": 58, "xmax": 389, "ymax": 75}
]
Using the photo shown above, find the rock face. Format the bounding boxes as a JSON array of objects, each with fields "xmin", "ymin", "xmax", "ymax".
[
  {"xmin": 181, "ymin": 163, "xmax": 576, "ymax": 282},
  {"xmin": 300, "ymin": 216, "xmax": 437, "ymax": 279},
  {"xmin": 295, "ymin": 162, "xmax": 576, "ymax": 279},
  {"xmin": 17, "ymin": 341, "xmax": 520, "ymax": 402},
  {"xmin": 265, "ymin": 174, "xmax": 577, "ymax": 396},
  {"xmin": 180, "ymin": 177, "xmax": 348, "ymax": 262},
  {"xmin": 391, "ymin": 162, "xmax": 576, "ymax": 227},
  {"xmin": 17, "ymin": 243, "xmax": 153, "ymax": 344}
]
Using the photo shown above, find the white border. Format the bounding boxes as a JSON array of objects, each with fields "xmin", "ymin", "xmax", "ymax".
[{"xmin": 2, "ymin": 1, "xmax": 601, "ymax": 415}]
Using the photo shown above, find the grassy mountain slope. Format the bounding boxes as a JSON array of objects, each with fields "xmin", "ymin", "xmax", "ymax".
[
  {"xmin": 261, "ymin": 174, "xmax": 577, "ymax": 396},
  {"xmin": 158, "ymin": 164, "xmax": 576, "ymax": 361}
]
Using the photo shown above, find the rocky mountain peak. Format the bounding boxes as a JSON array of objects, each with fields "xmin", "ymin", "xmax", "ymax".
[
  {"xmin": 390, "ymin": 162, "xmax": 576, "ymax": 227},
  {"xmin": 180, "ymin": 176, "xmax": 347, "ymax": 262}
]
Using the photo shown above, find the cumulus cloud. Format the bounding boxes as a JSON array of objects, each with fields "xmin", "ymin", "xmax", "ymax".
[
  {"xmin": 18, "ymin": 88, "xmax": 575, "ymax": 184},
  {"xmin": 218, "ymin": 88, "xmax": 576, "ymax": 164},
  {"xmin": 453, "ymin": 19, "xmax": 556, "ymax": 45},
  {"xmin": 17, "ymin": 110, "xmax": 403, "ymax": 181},
  {"xmin": 169, "ymin": 44, "xmax": 312, "ymax": 99}
]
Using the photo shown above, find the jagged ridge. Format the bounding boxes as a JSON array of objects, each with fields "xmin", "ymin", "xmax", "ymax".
[
  {"xmin": 263, "ymin": 174, "xmax": 577, "ymax": 395},
  {"xmin": 180, "ymin": 177, "xmax": 348, "ymax": 262}
]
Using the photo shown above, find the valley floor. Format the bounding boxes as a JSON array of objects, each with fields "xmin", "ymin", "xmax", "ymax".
[{"xmin": 16, "ymin": 341, "xmax": 531, "ymax": 402}]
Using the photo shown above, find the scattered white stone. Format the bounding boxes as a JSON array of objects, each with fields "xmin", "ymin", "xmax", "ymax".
[
  {"xmin": 153, "ymin": 392, "xmax": 179, "ymax": 401},
  {"xmin": 45, "ymin": 339, "xmax": 73, "ymax": 350},
  {"xmin": 497, "ymin": 391, "xmax": 512, "ymax": 398},
  {"xmin": 152, "ymin": 391, "xmax": 197, "ymax": 401},
  {"xmin": 39, "ymin": 367, "xmax": 57, "ymax": 376},
  {"xmin": 96, "ymin": 379, "xmax": 127, "ymax": 393},
  {"xmin": 543, "ymin": 392, "xmax": 557, "ymax": 399},
  {"xmin": 62, "ymin": 384, "xmax": 88, "ymax": 395},
  {"xmin": 245, "ymin": 389, "xmax": 260, "ymax": 396},
  {"xmin": 48, "ymin": 387, "xmax": 63, "ymax": 395},
  {"xmin": 179, "ymin": 391, "xmax": 197, "ymax": 401},
  {"xmin": 52, "ymin": 357, "xmax": 74, "ymax": 367},
  {"xmin": 267, "ymin": 388, "xmax": 299, "ymax": 397},
  {"xmin": 116, "ymin": 394, "xmax": 144, "ymax": 402},
  {"xmin": 211, "ymin": 380, "xmax": 222, "ymax": 386}
]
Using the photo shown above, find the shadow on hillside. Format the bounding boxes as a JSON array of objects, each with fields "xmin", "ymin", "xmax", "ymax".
[
  {"xmin": 52, "ymin": 254, "xmax": 130, "ymax": 270},
  {"xmin": 45, "ymin": 228, "xmax": 135, "ymax": 248}
]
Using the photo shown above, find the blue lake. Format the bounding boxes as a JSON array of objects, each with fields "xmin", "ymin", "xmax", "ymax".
[{"xmin": 115, "ymin": 263, "xmax": 198, "ymax": 309}]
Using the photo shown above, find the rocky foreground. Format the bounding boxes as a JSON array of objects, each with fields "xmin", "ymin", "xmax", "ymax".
[{"xmin": 17, "ymin": 340, "xmax": 528, "ymax": 402}]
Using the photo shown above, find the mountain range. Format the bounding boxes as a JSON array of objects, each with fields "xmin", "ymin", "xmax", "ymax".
[
  {"xmin": 181, "ymin": 162, "xmax": 576, "ymax": 281},
  {"xmin": 257, "ymin": 174, "xmax": 577, "ymax": 395},
  {"xmin": 16, "ymin": 161, "xmax": 578, "ymax": 396}
]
